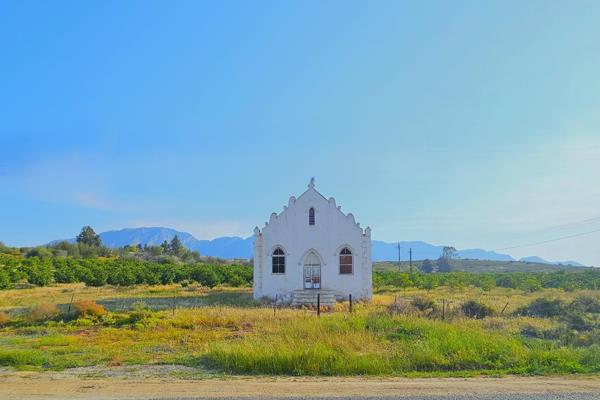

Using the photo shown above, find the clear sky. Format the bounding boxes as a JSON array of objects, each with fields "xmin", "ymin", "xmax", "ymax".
[{"xmin": 1, "ymin": 1, "xmax": 599, "ymax": 265}]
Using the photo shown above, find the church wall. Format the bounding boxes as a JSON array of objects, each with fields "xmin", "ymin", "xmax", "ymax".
[{"xmin": 253, "ymin": 185, "xmax": 372, "ymax": 302}]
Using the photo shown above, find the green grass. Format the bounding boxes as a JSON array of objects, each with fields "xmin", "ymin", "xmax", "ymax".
[
  {"xmin": 203, "ymin": 312, "xmax": 599, "ymax": 375},
  {"xmin": 0, "ymin": 284, "xmax": 598, "ymax": 376}
]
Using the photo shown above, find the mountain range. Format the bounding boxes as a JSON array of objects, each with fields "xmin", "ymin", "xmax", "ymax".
[{"xmin": 49, "ymin": 227, "xmax": 586, "ymax": 267}]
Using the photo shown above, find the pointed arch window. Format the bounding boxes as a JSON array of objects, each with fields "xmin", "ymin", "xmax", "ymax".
[
  {"xmin": 339, "ymin": 247, "xmax": 353, "ymax": 274},
  {"xmin": 272, "ymin": 247, "xmax": 286, "ymax": 274},
  {"xmin": 309, "ymin": 207, "xmax": 315, "ymax": 225}
]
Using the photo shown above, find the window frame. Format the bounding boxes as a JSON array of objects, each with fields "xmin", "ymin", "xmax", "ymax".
[
  {"xmin": 339, "ymin": 247, "xmax": 353, "ymax": 275},
  {"xmin": 271, "ymin": 247, "xmax": 286, "ymax": 274},
  {"xmin": 308, "ymin": 207, "xmax": 315, "ymax": 225}
]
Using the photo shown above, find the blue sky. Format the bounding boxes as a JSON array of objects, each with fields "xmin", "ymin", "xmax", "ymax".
[{"xmin": 1, "ymin": 1, "xmax": 599, "ymax": 265}]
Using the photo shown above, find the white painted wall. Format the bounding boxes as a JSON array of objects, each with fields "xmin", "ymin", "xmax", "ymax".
[{"xmin": 253, "ymin": 182, "xmax": 372, "ymax": 302}]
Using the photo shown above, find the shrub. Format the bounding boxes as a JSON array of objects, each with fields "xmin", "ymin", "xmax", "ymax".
[
  {"xmin": 0, "ymin": 269, "xmax": 10, "ymax": 289},
  {"xmin": 28, "ymin": 303, "xmax": 61, "ymax": 322},
  {"xmin": 570, "ymin": 296, "xmax": 600, "ymax": 314},
  {"xmin": 461, "ymin": 300, "xmax": 495, "ymax": 319},
  {"xmin": 411, "ymin": 296, "xmax": 438, "ymax": 313},
  {"xmin": 515, "ymin": 298, "xmax": 565, "ymax": 318},
  {"xmin": 73, "ymin": 300, "xmax": 107, "ymax": 318},
  {"xmin": 126, "ymin": 301, "xmax": 153, "ymax": 324},
  {"xmin": 21, "ymin": 259, "xmax": 53, "ymax": 286},
  {"xmin": 387, "ymin": 300, "xmax": 418, "ymax": 315},
  {"xmin": 82, "ymin": 263, "xmax": 108, "ymax": 287},
  {"xmin": 521, "ymin": 325, "xmax": 544, "ymax": 339},
  {"xmin": 0, "ymin": 311, "xmax": 9, "ymax": 326},
  {"xmin": 191, "ymin": 265, "xmax": 220, "ymax": 288}
]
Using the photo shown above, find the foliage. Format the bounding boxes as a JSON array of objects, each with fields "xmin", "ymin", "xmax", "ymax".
[
  {"xmin": 0, "ymin": 252, "xmax": 252, "ymax": 289},
  {"xmin": 441, "ymin": 246, "xmax": 457, "ymax": 259},
  {"xmin": 515, "ymin": 298, "xmax": 565, "ymax": 318},
  {"xmin": 419, "ymin": 259, "xmax": 434, "ymax": 273},
  {"xmin": 461, "ymin": 300, "xmax": 495, "ymax": 319},
  {"xmin": 0, "ymin": 268, "xmax": 10, "ymax": 289},
  {"xmin": 20, "ymin": 258, "xmax": 53, "ymax": 286},
  {"xmin": 411, "ymin": 296, "xmax": 438, "ymax": 313},
  {"xmin": 76, "ymin": 226, "xmax": 102, "ymax": 247},
  {"xmin": 373, "ymin": 270, "xmax": 600, "ymax": 292},
  {"xmin": 0, "ymin": 311, "xmax": 9, "ymax": 326},
  {"xmin": 436, "ymin": 257, "xmax": 453, "ymax": 273},
  {"xmin": 28, "ymin": 303, "xmax": 61, "ymax": 322},
  {"xmin": 73, "ymin": 300, "xmax": 107, "ymax": 318}
]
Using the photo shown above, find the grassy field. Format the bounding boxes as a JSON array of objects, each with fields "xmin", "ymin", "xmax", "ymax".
[{"xmin": 0, "ymin": 283, "xmax": 598, "ymax": 376}]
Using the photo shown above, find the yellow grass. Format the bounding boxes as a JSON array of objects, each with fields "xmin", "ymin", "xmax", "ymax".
[{"xmin": 0, "ymin": 284, "xmax": 598, "ymax": 375}]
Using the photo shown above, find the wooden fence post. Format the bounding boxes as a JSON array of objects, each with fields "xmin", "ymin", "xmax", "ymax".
[
  {"xmin": 317, "ymin": 293, "xmax": 321, "ymax": 317},
  {"xmin": 67, "ymin": 293, "xmax": 75, "ymax": 316},
  {"xmin": 442, "ymin": 298, "xmax": 446, "ymax": 320},
  {"xmin": 349, "ymin": 294, "xmax": 353, "ymax": 313},
  {"xmin": 500, "ymin": 301, "xmax": 509, "ymax": 315}
]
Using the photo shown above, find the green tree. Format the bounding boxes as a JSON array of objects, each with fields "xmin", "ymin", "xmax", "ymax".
[
  {"xmin": 160, "ymin": 240, "xmax": 169, "ymax": 254},
  {"xmin": 76, "ymin": 226, "xmax": 102, "ymax": 247},
  {"xmin": 442, "ymin": 246, "xmax": 457, "ymax": 259},
  {"xmin": 169, "ymin": 235, "xmax": 184, "ymax": 256},
  {"xmin": 420, "ymin": 259, "xmax": 434, "ymax": 273},
  {"xmin": 436, "ymin": 257, "xmax": 453, "ymax": 273}
]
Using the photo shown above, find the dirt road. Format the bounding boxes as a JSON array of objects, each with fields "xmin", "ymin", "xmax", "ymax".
[{"xmin": 1, "ymin": 366, "xmax": 600, "ymax": 399}]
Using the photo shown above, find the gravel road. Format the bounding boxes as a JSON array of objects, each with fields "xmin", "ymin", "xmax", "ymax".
[
  {"xmin": 2, "ymin": 367, "xmax": 599, "ymax": 400},
  {"xmin": 160, "ymin": 396, "xmax": 599, "ymax": 400}
]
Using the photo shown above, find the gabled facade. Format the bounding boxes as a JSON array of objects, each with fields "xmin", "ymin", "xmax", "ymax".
[{"xmin": 253, "ymin": 180, "xmax": 372, "ymax": 302}]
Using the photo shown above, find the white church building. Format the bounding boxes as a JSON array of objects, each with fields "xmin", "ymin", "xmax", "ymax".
[{"xmin": 253, "ymin": 180, "xmax": 372, "ymax": 305}]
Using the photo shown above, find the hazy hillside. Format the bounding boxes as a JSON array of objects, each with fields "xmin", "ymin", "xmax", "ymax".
[
  {"xmin": 372, "ymin": 240, "xmax": 513, "ymax": 262},
  {"xmin": 47, "ymin": 227, "xmax": 586, "ymax": 267}
]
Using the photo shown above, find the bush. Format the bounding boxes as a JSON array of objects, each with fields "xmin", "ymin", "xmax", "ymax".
[
  {"xmin": 21, "ymin": 259, "xmax": 53, "ymax": 286},
  {"xmin": 461, "ymin": 300, "xmax": 495, "ymax": 319},
  {"xmin": 28, "ymin": 303, "xmax": 61, "ymax": 322},
  {"xmin": 570, "ymin": 296, "xmax": 600, "ymax": 314},
  {"xmin": 411, "ymin": 296, "xmax": 438, "ymax": 313},
  {"xmin": 0, "ymin": 269, "xmax": 10, "ymax": 289},
  {"xmin": 191, "ymin": 265, "xmax": 220, "ymax": 288},
  {"xmin": 515, "ymin": 298, "xmax": 564, "ymax": 318},
  {"xmin": 82, "ymin": 263, "xmax": 108, "ymax": 287},
  {"xmin": 73, "ymin": 300, "xmax": 106, "ymax": 318},
  {"xmin": 387, "ymin": 300, "xmax": 418, "ymax": 315},
  {"xmin": 0, "ymin": 311, "xmax": 9, "ymax": 326}
]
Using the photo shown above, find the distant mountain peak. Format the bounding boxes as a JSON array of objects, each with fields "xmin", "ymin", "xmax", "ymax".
[{"xmin": 46, "ymin": 227, "xmax": 585, "ymax": 266}]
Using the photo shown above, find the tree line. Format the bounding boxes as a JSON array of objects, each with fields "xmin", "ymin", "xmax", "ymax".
[
  {"xmin": 0, "ymin": 253, "xmax": 252, "ymax": 288},
  {"xmin": 373, "ymin": 269, "xmax": 600, "ymax": 292}
]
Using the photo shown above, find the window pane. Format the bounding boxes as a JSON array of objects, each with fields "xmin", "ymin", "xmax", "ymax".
[
  {"xmin": 272, "ymin": 255, "xmax": 285, "ymax": 273},
  {"xmin": 340, "ymin": 264, "xmax": 352, "ymax": 274},
  {"xmin": 340, "ymin": 255, "xmax": 352, "ymax": 264}
]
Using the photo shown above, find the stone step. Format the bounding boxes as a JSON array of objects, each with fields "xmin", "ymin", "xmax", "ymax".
[{"xmin": 291, "ymin": 290, "xmax": 338, "ymax": 307}]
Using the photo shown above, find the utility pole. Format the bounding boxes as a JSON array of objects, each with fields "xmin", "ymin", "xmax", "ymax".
[
  {"xmin": 409, "ymin": 248, "xmax": 413, "ymax": 274},
  {"xmin": 397, "ymin": 242, "xmax": 401, "ymax": 270}
]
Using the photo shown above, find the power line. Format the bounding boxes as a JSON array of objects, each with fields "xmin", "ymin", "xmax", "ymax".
[
  {"xmin": 496, "ymin": 228, "xmax": 600, "ymax": 251},
  {"xmin": 523, "ymin": 215, "xmax": 600, "ymax": 233}
]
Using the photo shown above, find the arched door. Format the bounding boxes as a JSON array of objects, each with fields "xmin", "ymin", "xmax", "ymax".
[{"xmin": 303, "ymin": 251, "xmax": 321, "ymax": 289}]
